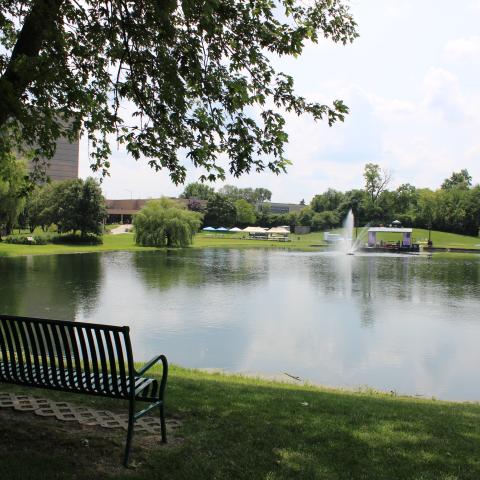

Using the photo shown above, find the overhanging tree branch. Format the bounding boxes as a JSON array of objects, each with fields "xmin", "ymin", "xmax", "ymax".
[
  {"xmin": 0, "ymin": 0, "xmax": 358, "ymax": 183},
  {"xmin": 0, "ymin": 0, "xmax": 65, "ymax": 126}
]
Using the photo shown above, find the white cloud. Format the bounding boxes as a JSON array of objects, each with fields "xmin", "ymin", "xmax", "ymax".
[
  {"xmin": 469, "ymin": 0, "xmax": 480, "ymax": 14},
  {"xmin": 381, "ymin": 0, "xmax": 414, "ymax": 19},
  {"xmin": 421, "ymin": 68, "xmax": 470, "ymax": 122},
  {"xmin": 444, "ymin": 36, "xmax": 480, "ymax": 60}
]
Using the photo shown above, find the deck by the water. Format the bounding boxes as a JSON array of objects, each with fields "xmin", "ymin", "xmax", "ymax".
[{"xmin": 360, "ymin": 244, "xmax": 420, "ymax": 254}]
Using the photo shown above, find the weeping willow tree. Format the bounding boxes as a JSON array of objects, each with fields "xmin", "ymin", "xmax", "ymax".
[{"xmin": 134, "ymin": 198, "xmax": 202, "ymax": 247}]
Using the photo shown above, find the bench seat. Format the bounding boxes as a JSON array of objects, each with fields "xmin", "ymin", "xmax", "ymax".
[{"xmin": 0, "ymin": 361, "xmax": 160, "ymax": 401}]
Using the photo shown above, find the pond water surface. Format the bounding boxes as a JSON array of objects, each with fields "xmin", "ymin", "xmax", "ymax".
[{"xmin": 1, "ymin": 249, "xmax": 480, "ymax": 401}]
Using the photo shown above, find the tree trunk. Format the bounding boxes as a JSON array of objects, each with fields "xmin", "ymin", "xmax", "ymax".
[{"xmin": 0, "ymin": 0, "xmax": 65, "ymax": 127}]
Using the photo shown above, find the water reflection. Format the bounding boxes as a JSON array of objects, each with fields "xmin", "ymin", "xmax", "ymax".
[
  {"xmin": 133, "ymin": 249, "xmax": 269, "ymax": 291},
  {"xmin": 0, "ymin": 253, "xmax": 102, "ymax": 319},
  {"xmin": 1, "ymin": 250, "xmax": 480, "ymax": 400}
]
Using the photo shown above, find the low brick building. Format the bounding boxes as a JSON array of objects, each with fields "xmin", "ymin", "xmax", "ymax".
[
  {"xmin": 106, "ymin": 198, "xmax": 207, "ymax": 223},
  {"xmin": 256, "ymin": 202, "xmax": 304, "ymax": 214}
]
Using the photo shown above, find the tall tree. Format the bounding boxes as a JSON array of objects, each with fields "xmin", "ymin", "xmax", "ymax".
[
  {"xmin": 23, "ymin": 184, "xmax": 54, "ymax": 232},
  {"xmin": 441, "ymin": 169, "xmax": 472, "ymax": 190},
  {"xmin": 395, "ymin": 183, "xmax": 418, "ymax": 214},
  {"xmin": 34, "ymin": 178, "xmax": 106, "ymax": 235},
  {"xmin": 218, "ymin": 185, "xmax": 241, "ymax": 200},
  {"xmin": 311, "ymin": 188, "xmax": 345, "ymax": 213},
  {"xmin": 311, "ymin": 210, "xmax": 339, "ymax": 231},
  {"xmin": 0, "ymin": 1, "xmax": 357, "ymax": 182},
  {"xmin": 363, "ymin": 163, "xmax": 392, "ymax": 204},
  {"xmin": 0, "ymin": 153, "xmax": 27, "ymax": 234},
  {"xmin": 254, "ymin": 188, "xmax": 272, "ymax": 203},
  {"xmin": 218, "ymin": 185, "xmax": 271, "ymax": 204},
  {"xmin": 180, "ymin": 182, "xmax": 215, "ymax": 200},
  {"xmin": 235, "ymin": 199, "xmax": 256, "ymax": 225},
  {"xmin": 204, "ymin": 193, "xmax": 236, "ymax": 227},
  {"xmin": 76, "ymin": 178, "xmax": 107, "ymax": 237}
]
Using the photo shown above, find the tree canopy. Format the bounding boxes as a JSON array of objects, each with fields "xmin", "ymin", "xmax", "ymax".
[
  {"xmin": 22, "ymin": 178, "xmax": 106, "ymax": 236},
  {"xmin": 363, "ymin": 163, "xmax": 391, "ymax": 204},
  {"xmin": 0, "ymin": 1, "xmax": 357, "ymax": 183},
  {"xmin": 180, "ymin": 182, "xmax": 215, "ymax": 200},
  {"xmin": 235, "ymin": 198, "xmax": 256, "ymax": 225},
  {"xmin": 134, "ymin": 198, "xmax": 202, "ymax": 247},
  {"xmin": 203, "ymin": 193, "xmax": 236, "ymax": 227},
  {"xmin": 218, "ymin": 185, "xmax": 272, "ymax": 204},
  {"xmin": 441, "ymin": 169, "xmax": 472, "ymax": 190},
  {"xmin": 293, "ymin": 167, "xmax": 480, "ymax": 236},
  {"xmin": 311, "ymin": 188, "xmax": 344, "ymax": 213}
]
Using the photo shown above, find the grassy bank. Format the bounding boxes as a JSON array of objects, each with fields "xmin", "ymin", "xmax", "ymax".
[
  {"xmin": 0, "ymin": 228, "xmax": 479, "ymax": 257},
  {"xmin": 0, "ymin": 231, "xmax": 328, "ymax": 256},
  {"xmin": 1, "ymin": 366, "xmax": 480, "ymax": 479},
  {"xmin": 373, "ymin": 228, "xmax": 480, "ymax": 249},
  {"xmin": 0, "ymin": 233, "xmax": 155, "ymax": 257}
]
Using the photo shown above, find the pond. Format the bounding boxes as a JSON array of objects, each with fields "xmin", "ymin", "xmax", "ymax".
[{"xmin": 1, "ymin": 249, "xmax": 480, "ymax": 401}]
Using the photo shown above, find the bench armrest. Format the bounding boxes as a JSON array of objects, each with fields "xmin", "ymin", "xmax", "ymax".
[{"xmin": 135, "ymin": 354, "xmax": 168, "ymax": 377}]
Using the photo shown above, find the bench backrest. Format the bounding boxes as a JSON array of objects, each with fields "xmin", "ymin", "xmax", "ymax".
[{"xmin": 0, "ymin": 315, "xmax": 134, "ymax": 399}]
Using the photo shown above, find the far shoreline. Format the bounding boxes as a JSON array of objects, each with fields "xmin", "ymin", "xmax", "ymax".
[{"xmin": 1, "ymin": 228, "xmax": 480, "ymax": 258}]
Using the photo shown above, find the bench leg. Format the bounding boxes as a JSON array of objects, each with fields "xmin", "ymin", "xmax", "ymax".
[
  {"xmin": 124, "ymin": 399, "xmax": 135, "ymax": 467},
  {"xmin": 160, "ymin": 403, "xmax": 167, "ymax": 443}
]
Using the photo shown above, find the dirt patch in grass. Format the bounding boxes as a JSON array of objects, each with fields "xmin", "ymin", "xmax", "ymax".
[{"xmin": 0, "ymin": 408, "xmax": 180, "ymax": 480}]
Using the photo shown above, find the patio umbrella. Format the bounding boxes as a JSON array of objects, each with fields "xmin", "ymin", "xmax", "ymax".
[
  {"xmin": 202, "ymin": 226, "xmax": 216, "ymax": 231},
  {"xmin": 243, "ymin": 226, "xmax": 267, "ymax": 233},
  {"xmin": 268, "ymin": 227, "xmax": 290, "ymax": 234},
  {"xmin": 229, "ymin": 227, "xmax": 242, "ymax": 232}
]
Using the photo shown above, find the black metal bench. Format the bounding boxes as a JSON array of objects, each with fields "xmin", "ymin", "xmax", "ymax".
[{"xmin": 0, "ymin": 314, "xmax": 168, "ymax": 466}]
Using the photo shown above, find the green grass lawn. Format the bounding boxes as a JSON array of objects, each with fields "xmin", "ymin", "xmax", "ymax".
[
  {"xmin": 369, "ymin": 228, "xmax": 480, "ymax": 249},
  {"xmin": 193, "ymin": 230, "xmax": 328, "ymax": 250},
  {"xmin": 0, "ymin": 231, "xmax": 329, "ymax": 256},
  {"xmin": 0, "ymin": 228, "xmax": 479, "ymax": 257},
  {"xmin": 1, "ymin": 366, "xmax": 480, "ymax": 479},
  {"xmin": 0, "ymin": 233, "xmax": 155, "ymax": 257}
]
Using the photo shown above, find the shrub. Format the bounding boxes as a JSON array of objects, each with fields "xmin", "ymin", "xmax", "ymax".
[
  {"xmin": 50, "ymin": 233, "xmax": 103, "ymax": 245},
  {"xmin": 4, "ymin": 234, "xmax": 48, "ymax": 245}
]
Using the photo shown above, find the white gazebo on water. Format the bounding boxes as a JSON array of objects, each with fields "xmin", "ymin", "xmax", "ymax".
[{"xmin": 367, "ymin": 227, "xmax": 413, "ymax": 247}]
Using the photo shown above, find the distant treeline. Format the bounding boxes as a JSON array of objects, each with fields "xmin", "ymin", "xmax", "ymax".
[
  {"xmin": 182, "ymin": 165, "xmax": 480, "ymax": 236},
  {"xmin": 301, "ymin": 165, "xmax": 480, "ymax": 236}
]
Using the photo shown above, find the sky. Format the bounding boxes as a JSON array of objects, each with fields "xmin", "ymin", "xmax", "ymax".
[{"xmin": 79, "ymin": 0, "xmax": 480, "ymax": 203}]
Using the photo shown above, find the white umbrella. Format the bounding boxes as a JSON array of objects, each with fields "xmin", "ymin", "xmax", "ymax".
[
  {"xmin": 243, "ymin": 226, "xmax": 267, "ymax": 233},
  {"xmin": 229, "ymin": 227, "xmax": 242, "ymax": 232}
]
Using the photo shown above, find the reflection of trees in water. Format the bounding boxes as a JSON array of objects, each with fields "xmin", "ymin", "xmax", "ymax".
[
  {"xmin": 308, "ymin": 254, "xmax": 480, "ymax": 328},
  {"xmin": 367, "ymin": 256, "xmax": 480, "ymax": 301},
  {"xmin": 310, "ymin": 255, "xmax": 480, "ymax": 301},
  {"xmin": 132, "ymin": 249, "xmax": 269, "ymax": 291},
  {"xmin": 0, "ymin": 254, "xmax": 102, "ymax": 320}
]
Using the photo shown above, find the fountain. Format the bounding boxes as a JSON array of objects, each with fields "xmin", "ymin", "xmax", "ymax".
[
  {"xmin": 341, "ymin": 209, "xmax": 356, "ymax": 255},
  {"xmin": 324, "ymin": 209, "xmax": 367, "ymax": 255}
]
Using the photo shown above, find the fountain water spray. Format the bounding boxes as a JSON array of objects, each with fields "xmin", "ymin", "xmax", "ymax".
[
  {"xmin": 324, "ymin": 209, "xmax": 368, "ymax": 254},
  {"xmin": 334, "ymin": 209, "xmax": 369, "ymax": 255},
  {"xmin": 342, "ymin": 209, "xmax": 355, "ymax": 255}
]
